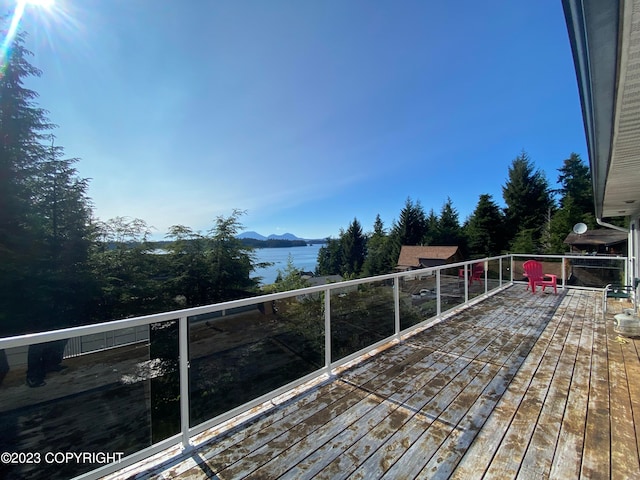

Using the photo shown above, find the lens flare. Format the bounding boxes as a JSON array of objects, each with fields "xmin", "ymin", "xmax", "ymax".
[
  {"xmin": 1, "ymin": 0, "xmax": 57, "ymax": 79},
  {"xmin": 1, "ymin": 2, "xmax": 27, "ymax": 78}
]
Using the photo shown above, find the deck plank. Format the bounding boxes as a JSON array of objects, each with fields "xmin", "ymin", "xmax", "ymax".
[
  {"xmin": 625, "ymin": 338, "xmax": 640, "ymax": 460},
  {"xmin": 579, "ymin": 295, "xmax": 610, "ymax": 479},
  {"xmin": 537, "ymin": 290, "xmax": 590, "ymax": 479},
  {"xmin": 450, "ymin": 292, "xmax": 567, "ymax": 480},
  {"xmin": 608, "ymin": 317, "xmax": 640, "ymax": 480}
]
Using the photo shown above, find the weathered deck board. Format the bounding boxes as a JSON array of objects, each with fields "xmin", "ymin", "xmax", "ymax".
[
  {"xmin": 450, "ymin": 292, "xmax": 566, "ymax": 479},
  {"xmin": 107, "ymin": 286, "xmax": 640, "ymax": 480},
  {"xmin": 545, "ymin": 289, "xmax": 592, "ymax": 480},
  {"xmin": 580, "ymin": 294, "xmax": 610, "ymax": 479},
  {"xmin": 608, "ymin": 313, "xmax": 640, "ymax": 480}
]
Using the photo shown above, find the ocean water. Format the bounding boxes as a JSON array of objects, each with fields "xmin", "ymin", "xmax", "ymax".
[{"xmin": 252, "ymin": 244, "xmax": 323, "ymax": 285}]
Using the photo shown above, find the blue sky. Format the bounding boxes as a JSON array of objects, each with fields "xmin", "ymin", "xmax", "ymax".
[{"xmin": 6, "ymin": 0, "xmax": 587, "ymax": 240}]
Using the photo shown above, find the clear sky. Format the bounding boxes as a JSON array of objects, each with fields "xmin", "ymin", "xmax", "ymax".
[{"xmin": 5, "ymin": 0, "xmax": 587, "ymax": 240}]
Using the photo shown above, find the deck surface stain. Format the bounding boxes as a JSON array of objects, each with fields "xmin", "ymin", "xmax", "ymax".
[{"xmin": 107, "ymin": 286, "xmax": 640, "ymax": 480}]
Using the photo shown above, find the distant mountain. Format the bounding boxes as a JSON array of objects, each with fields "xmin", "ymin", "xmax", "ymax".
[
  {"xmin": 267, "ymin": 233, "xmax": 301, "ymax": 241},
  {"xmin": 237, "ymin": 231, "xmax": 267, "ymax": 240},
  {"xmin": 237, "ymin": 231, "xmax": 318, "ymax": 241}
]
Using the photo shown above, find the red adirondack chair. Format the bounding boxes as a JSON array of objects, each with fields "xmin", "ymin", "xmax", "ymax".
[
  {"xmin": 522, "ymin": 260, "xmax": 557, "ymax": 294},
  {"xmin": 458, "ymin": 262, "xmax": 484, "ymax": 285}
]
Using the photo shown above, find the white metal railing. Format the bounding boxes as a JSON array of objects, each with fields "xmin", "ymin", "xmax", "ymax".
[{"xmin": 0, "ymin": 253, "xmax": 627, "ymax": 480}]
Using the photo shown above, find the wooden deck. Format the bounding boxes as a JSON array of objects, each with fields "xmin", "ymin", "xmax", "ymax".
[{"xmin": 110, "ymin": 285, "xmax": 640, "ymax": 479}]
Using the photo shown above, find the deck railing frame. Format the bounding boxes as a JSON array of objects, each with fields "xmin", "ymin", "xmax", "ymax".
[{"xmin": 0, "ymin": 253, "xmax": 628, "ymax": 480}]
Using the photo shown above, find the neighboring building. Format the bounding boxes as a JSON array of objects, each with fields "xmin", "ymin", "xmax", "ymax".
[
  {"xmin": 396, "ymin": 245, "xmax": 462, "ymax": 271},
  {"xmin": 306, "ymin": 275, "xmax": 344, "ymax": 287},
  {"xmin": 563, "ymin": 230, "xmax": 628, "ymax": 255}
]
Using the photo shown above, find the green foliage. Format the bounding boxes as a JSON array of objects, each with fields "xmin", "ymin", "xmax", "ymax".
[
  {"xmin": 362, "ymin": 214, "xmax": 394, "ymax": 277},
  {"xmin": 316, "ymin": 218, "xmax": 367, "ymax": 277},
  {"xmin": 431, "ymin": 197, "xmax": 465, "ymax": 250},
  {"xmin": 316, "ymin": 237, "xmax": 343, "ymax": 276},
  {"xmin": 510, "ymin": 228, "xmax": 539, "ymax": 254},
  {"xmin": 268, "ymin": 254, "xmax": 310, "ymax": 292},
  {"xmin": 239, "ymin": 238, "xmax": 307, "ymax": 248},
  {"xmin": 556, "ymin": 153, "xmax": 594, "ymax": 212},
  {"xmin": 502, "ymin": 151, "xmax": 554, "ymax": 251},
  {"xmin": 422, "ymin": 209, "xmax": 439, "ymax": 245},
  {"xmin": 89, "ymin": 217, "xmax": 169, "ymax": 320},
  {"xmin": 464, "ymin": 194, "xmax": 506, "ymax": 256},
  {"xmin": 341, "ymin": 218, "xmax": 366, "ymax": 276},
  {"xmin": 0, "ymin": 28, "xmax": 93, "ymax": 335},
  {"xmin": 544, "ymin": 153, "xmax": 596, "ymax": 253},
  {"xmin": 392, "ymin": 197, "xmax": 427, "ymax": 246}
]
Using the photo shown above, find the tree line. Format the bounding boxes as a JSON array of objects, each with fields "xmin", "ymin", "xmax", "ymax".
[
  {"xmin": 0, "ymin": 25, "xmax": 608, "ymax": 336},
  {"xmin": 316, "ymin": 150, "xmax": 602, "ymax": 278},
  {"xmin": 0, "ymin": 30, "xmax": 266, "ymax": 336}
]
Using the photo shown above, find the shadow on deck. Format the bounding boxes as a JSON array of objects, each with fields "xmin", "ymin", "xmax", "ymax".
[{"xmin": 107, "ymin": 285, "xmax": 639, "ymax": 479}]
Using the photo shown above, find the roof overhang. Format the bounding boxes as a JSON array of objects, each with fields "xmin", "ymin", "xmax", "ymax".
[{"xmin": 563, "ymin": 0, "xmax": 640, "ymax": 219}]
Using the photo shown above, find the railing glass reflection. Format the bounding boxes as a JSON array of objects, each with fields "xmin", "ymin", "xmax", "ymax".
[
  {"xmin": 330, "ymin": 279, "xmax": 395, "ymax": 363},
  {"xmin": 0, "ymin": 320, "xmax": 179, "ymax": 480},
  {"xmin": 188, "ymin": 295, "xmax": 325, "ymax": 427}
]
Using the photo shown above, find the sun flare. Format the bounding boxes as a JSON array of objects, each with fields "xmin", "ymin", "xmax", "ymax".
[{"xmin": 19, "ymin": 0, "xmax": 55, "ymax": 8}]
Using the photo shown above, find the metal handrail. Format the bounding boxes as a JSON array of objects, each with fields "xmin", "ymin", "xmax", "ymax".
[{"xmin": 0, "ymin": 253, "xmax": 629, "ymax": 480}]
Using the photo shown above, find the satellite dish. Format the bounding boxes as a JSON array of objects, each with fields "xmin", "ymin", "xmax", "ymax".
[{"xmin": 573, "ymin": 222, "xmax": 588, "ymax": 235}]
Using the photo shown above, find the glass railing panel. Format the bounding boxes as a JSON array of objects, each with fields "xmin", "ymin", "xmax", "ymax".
[
  {"xmin": 467, "ymin": 261, "xmax": 485, "ymax": 301},
  {"xmin": 440, "ymin": 266, "xmax": 466, "ymax": 313},
  {"xmin": 486, "ymin": 259, "xmax": 502, "ymax": 293},
  {"xmin": 0, "ymin": 319, "xmax": 179, "ymax": 480},
  {"xmin": 566, "ymin": 256, "xmax": 627, "ymax": 288},
  {"xmin": 330, "ymin": 280, "xmax": 395, "ymax": 363},
  {"xmin": 189, "ymin": 296, "xmax": 325, "ymax": 427},
  {"xmin": 398, "ymin": 271, "xmax": 437, "ymax": 330}
]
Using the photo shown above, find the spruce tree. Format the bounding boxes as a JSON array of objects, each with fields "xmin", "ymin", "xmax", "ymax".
[
  {"xmin": 502, "ymin": 151, "xmax": 553, "ymax": 252},
  {"xmin": 1, "ymin": 27, "xmax": 93, "ymax": 335},
  {"xmin": 465, "ymin": 194, "xmax": 506, "ymax": 256},
  {"xmin": 433, "ymin": 197, "xmax": 464, "ymax": 248},
  {"xmin": 362, "ymin": 214, "xmax": 393, "ymax": 277},
  {"xmin": 341, "ymin": 218, "xmax": 366, "ymax": 277}
]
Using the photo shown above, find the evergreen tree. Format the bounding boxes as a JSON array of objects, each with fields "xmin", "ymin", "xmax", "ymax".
[
  {"xmin": 556, "ymin": 152, "xmax": 594, "ymax": 213},
  {"xmin": 31, "ymin": 138, "xmax": 94, "ymax": 327},
  {"xmin": 465, "ymin": 194, "xmax": 506, "ymax": 256},
  {"xmin": 271, "ymin": 254, "xmax": 310, "ymax": 292},
  {"xmin": 432, "ymin": 197, "xmax": 464, "ymax": 249},
  {"xmin": 422, "ymin": 209, "xmax": 439, "ymax": 246},
  {"xmin": 502, "ymin": 151, "xmax": 553, "ymax": 252},
  {"xmin": 0, "ymin": 27, "xmax": 93, "ymax": 334},
  {"xmin": 543, "ymin": 153, "xmax": 596, "ymax": 253},
  {"xmin": 89, "ymin": 217, "xmax": 167, "ymax": 320},
  {"xmin": 392, "ymin": 197, "xmax": 427, "ymax": 246},
  {"xmin": 208, "ymin": 209, "xmax": 260, "ymax": 301},
  {"xmin": 362, "ymin": 214, "xmax": 393, "ymax": 277},
  {"xmin": 164, "ymin": 225, "xmax": 211, "ymax": 307},
  {"xmin": 316, "ymin": 236, "xmax": 343, "ymax": 276},
  {"xmin": 340, "ymin": 217, "xmax": 366, "ymax": 277}
]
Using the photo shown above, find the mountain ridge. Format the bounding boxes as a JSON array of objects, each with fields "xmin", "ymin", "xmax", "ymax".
[{"xmin": 237, "ymin": 231, "xmax": 302, "ymax": 241}]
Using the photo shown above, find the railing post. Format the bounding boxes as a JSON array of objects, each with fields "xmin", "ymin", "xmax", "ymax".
[
  {"xmin": 436, "ymin": 270, "xmax": 441, "ymax": 317},
  {"xmin": 463, "ymin": 264, "xmax": 469, "ymax": 303},
  {"xmin": 562, "ymin": 257, "xmax": 566, "ymax": 290},
  {"xmin": 324, "ymin": 288, "xmax": 331, "ymax": 374},
  {"xmin": 179, "ymin": 315, "xmax": 191, "ymax": 450},
  {"xmin": 484, "ymin": 260, "xmax": 488, "ymax": 295},
  {"xmin": 510, "ymin": 255, "xmax": 514, "ymax": 283},
  {"xmin": 499, "ymin": 257, "xmax": 503, "ymax": 286},
  {"xmin": 394, "ymin": 276, "xmax": 400, "ymax": 338}
]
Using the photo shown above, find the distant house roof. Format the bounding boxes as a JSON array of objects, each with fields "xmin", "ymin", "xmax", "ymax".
[
  {"xmin": 396, "ymin": 245, "xmax": 460, "ymax": 269},
  {"xmin": 563, "ymin": 230, "xmax": 628, "ymax": 247},
  {"xmin": 307, "ymin": 275, "xmax": 343, "ymax": 287}
]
